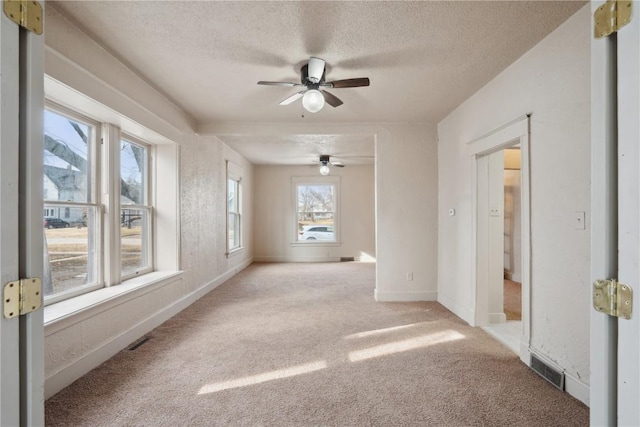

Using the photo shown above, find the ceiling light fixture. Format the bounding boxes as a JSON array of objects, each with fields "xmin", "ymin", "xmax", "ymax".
[
  {"xmin": 302, "ymin": 89, "xmax": 325, "ymax": 113},
  {"xmin": 319, "ymin": 163, "xmax": 331, "ymax": 176}
]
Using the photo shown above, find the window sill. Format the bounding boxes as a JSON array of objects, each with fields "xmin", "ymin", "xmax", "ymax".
[
  {"xmin": 226, "ymin": 247, "xmax": 244, "ymax": 258},
  {"xmin": 44, "ymin": 270, "xmax": 183, "ymax": 335}
]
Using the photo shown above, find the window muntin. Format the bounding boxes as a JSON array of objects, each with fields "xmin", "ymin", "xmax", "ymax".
[
  {"xmin": 227, "ymin": 162, "xmax": 242, "ymax": 253},
  {"xmin": 43, "ymin": 108, "xmax": 101, "ymax": 301},
  {"xmin": 294, "ymin": 178, "xmax": 340, "ymax": 243},
  {"xmin": 120, "ymin": 137, "xmax": 152, "ymax": 279}
]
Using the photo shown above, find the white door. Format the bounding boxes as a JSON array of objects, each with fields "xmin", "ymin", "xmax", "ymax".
[
  {"xmin": 0, "ymin": 3, "xmax": 45, "ymax": 425},
  {"xmin": 590, "ymin": 1, "xmax": 640, "ymax": 425}
]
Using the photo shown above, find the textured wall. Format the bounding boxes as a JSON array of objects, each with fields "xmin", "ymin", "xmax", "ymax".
[
  {"xmin": 437, "ymin": 5, "xmax": 590, "ymax": 385},
  {"xmin": 180, "ymin": 135, "xmax": 254, "ymax": 291}
]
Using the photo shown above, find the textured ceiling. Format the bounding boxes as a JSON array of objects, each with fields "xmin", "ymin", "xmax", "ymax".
[{"xmin": 48, "ymin": 1, "xmax": 584, "ymax": 164}]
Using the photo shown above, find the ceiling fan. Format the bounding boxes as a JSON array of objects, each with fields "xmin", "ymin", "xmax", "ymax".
[
  {"xmin": 258, "ymin": 57, "xmax": 370, "ymax": 113},
  {"xmin": 317, "ymin": 155, "xmax": 344, "ymax": 175}
]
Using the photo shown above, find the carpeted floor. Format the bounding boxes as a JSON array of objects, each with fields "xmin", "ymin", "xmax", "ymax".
[
  {"xmin": 504, "ymin": 279, "xmax": 522, "ymax": 321},
  {"xmin": 45, "ymin": 262, "xmax": 587, "ymax": 426}
]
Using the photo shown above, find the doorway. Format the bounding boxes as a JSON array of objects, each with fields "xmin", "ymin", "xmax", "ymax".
[
  {"xmin": 482, "ymin": 147, "xmax": 522, "ymax": 353},
  {"xmin": 469, "ymin": 116, "xmax": 531, "ymax": 364}
]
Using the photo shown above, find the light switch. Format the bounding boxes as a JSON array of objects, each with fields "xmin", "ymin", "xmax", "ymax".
[{"xmin": 575, "ymin": 211, "xmax": 586, "ymax": 230}]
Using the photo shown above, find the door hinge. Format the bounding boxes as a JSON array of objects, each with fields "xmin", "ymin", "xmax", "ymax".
[
  {"xmin": 594, "ymin": 0, "xmax": 632, "ymax": 38},
  {"xmin": 3, "ymin": 0, "xmax": 43, "ymax": 35},
  {"xmin": 3, "ymin": 278, "xmax": 42, "ymax": 319},
  {"xmin": 593, "ymin": 279, "xmax": 633, "ymax": 319}
]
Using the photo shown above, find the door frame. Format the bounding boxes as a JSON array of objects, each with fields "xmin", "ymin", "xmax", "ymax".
[
  {"xmin": 0, "ymin": 2, "xmax": 45, "ymax": 425},
  {"xmin": 468, "ymin": 115, "xmax": 531, "ymax": 364}
]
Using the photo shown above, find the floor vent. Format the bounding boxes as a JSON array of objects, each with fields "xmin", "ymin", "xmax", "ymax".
[
  {"xmin": 530, "ymin": 354, "xmax": 564, "ymax": 390},
  {"xmin": 340, "ymin": 257, "xmax": 355, "ymax": 262},
  {"xmin": 128, "ymin": 336, "xmax": 152, "ymax": 351}
]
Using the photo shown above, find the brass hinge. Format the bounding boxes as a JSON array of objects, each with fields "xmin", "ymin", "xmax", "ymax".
[
  {"xmin": 593, "ymin": 279, "xmax": 633, "ymax": 319},
  {"xmin": 3, "ymin": 278, "xmax": 42, "ymax": 319},
  {"xmin": 595, "ymin": 0, "xmax": 632, "ymax": 38},
  {"xmin": 3, "ymin": 0, "xmax": 43, "ymax": 35}
]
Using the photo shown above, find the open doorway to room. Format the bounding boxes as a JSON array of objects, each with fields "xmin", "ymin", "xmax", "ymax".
[
  {"xmin": 482, "ymin": 147, "xmax": 523, "ymax": 353},
  {"xmin": 470, "ymin": 116, "xmax": 530, "ymax": 363}
]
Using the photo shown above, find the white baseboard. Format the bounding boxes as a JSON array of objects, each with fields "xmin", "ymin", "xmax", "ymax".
[
  {"xmin": 374, "ymin": 290, "xmax": 437, "ymax": 302},
  {"xmin": 254, "ymin": 256, "xmax": 341, "ymax": 263},
  {"xmin": 44, "ymin": 260, "xmax": 252, "ymax": 399},
  {"xmin": 437, "ymin": 294, "xmax": 475, "ymax": 325},
  {"xmin": 565, "ymin": 373, "xmax": 590, "ymax": 406},
  {"xmin": 488, "ymin": 312, "xmax": 507, "ymax": 324}
]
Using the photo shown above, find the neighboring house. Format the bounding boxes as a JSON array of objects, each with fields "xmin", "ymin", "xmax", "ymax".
[{"xmin": 43, "ymin": 164, "xmax": 86, "ymax": 223}]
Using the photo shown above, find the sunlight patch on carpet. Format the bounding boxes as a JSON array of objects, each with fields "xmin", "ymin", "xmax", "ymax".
[
  {"xmin": 348, "ymin": 330, "xmax": 465, "ymax": 362},
  {"xmin": 344, "ymin": 323, "xmax": 422, "ymax": 339},
  {"xmin": 198, "ymin": 361, "xmax": 328, "ymax": 394}
]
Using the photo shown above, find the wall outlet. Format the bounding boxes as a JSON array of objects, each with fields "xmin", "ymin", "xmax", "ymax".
[
  {"xmin": 489, "ymin": 208, "xmax": 500, "ymax": 217},
  {"xmin": 406, "ymin": 272, "xmax": 413, "ymax": 281}
]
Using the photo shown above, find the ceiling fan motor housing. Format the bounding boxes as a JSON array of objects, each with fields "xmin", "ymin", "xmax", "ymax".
[{"xmin": 319, "ymin": 155, "xmax": 331, "ymax": 164}]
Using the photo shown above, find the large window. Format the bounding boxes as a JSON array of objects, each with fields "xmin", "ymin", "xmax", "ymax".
[
  {"xmin": 43, "ymin": 105, "xmax": 155, "ymax": 304},
  {"xmin": 293, "ymin": 177, "xmax": 340, "ymax": 243},
  {"xmin": 227, "ymin": 162, "xmax": 242, "ymax": 253}
]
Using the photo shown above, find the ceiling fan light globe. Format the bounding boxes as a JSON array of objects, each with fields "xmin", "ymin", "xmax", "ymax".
[
  {"xmin": 319, "ymin": 164, "xmax": 331, "ymax": 176},
  {"xmin": 302, "ymin": 89, "xmax": 325, "ymax": 113}
]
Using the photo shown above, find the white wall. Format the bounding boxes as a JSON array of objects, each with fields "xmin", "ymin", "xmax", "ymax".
[
  {"xmin": 253, "ymin": 165, "xmax": 374, "ymax": 262},
  {"xmin": 437, "ymin": 4, "xmax": 590, "ymax": 399}
]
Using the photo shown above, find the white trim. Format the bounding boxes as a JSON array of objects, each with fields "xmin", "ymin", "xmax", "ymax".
[
  {"xmin": 44, "ymin": 258, "xmax": 253, "ymax": 399},
  {"xmin": 374, "ymin": 290, "xmax": 437, "ymax": 302},
  {"xmin": 254, "ymin": 256, "xmax": 342, "ymax": 263},
  {"xmin": 292, "ymin": 176, "xmax": 341, "ymax": 244},
  {"xmin": 565, "ymin": 373, "xmax": 590, "ymax": 407},
  {"xmin": 488, "ymin": 313, "xmax": 507, "ymax": 324},
  {"xmin": 469, "ymin": 116, "xmax": 531, "ymax": 363},
  {"xmin": 44, "ymin": 271, "xmax": 183, "ymax": 334},
  {"xmin": 438, "ymin": 294, "xmax": 475, "ymax": 325}
]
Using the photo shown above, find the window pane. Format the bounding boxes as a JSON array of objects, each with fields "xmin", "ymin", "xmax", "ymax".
[
  {"xmin": 228, "ymin": 179, "xmax": 237, "ymax": 212},
  {"xmin": 121, "ymin": 208, "xmax": 150, "ymax": 277},
  {"xmin": 120, "ymin": 140, "xmax": 146, "ymax": 205},
  {"xmin": 297, "ymin": 184, "xmax": 335, "ymax": 242},
  {"xmin": 44, "ymin": 110, "xmax": 93, "ymax": 202},
  {"xmin": 228, "ymin": 213, "xmax": 240, "ymax": 250},
  {"xmin": 43, "ymin": 205, "xmax": 99, "ymax": 298}
]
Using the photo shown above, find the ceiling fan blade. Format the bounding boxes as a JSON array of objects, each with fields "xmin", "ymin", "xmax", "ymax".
[
  {"xmin": 326, "ymin": 78, "xmax": 370, "ymax": 88},
  {"xmin": 307, "ymin": 57, "xmax": 325, "ymax": 83},
  {"xmin": 279, "ymin": 91, "xmax": 306, "ymax": 105},
  {"xmin": 258, "ymin": 81, "xmax": 303, "ymax": 87},
  {"xmin": 321, "ymin": 90, "xmax": 343, "ymax": 108},
  {"xmin": 332, "ymin": 163, "xmax": 345, "ymax": 168}
]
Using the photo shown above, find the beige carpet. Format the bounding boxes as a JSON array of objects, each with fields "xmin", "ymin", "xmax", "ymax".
[
  {"xmin": 46, "ymin": 262, "xmax": 587, "ymax": 426},
  {"xmin": 504, "ymin": 279, "xmax": 522, "ymax": 321}
]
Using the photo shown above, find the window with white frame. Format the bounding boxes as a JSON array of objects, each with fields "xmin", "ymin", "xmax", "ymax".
[
  {"xmin": 227, "ymin": 161, "xmax": 242, "ymax": 253},
  {"xmin": 43, "ymin": 104, "xmax": 156, "ymax": 304},
  {"xmin": 120, "ymin": 136, "xmax": 152, "ymax": 279},
  {"xmin": 293, "ymin": 176, "xmax": 340, "ymax": 243}
]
